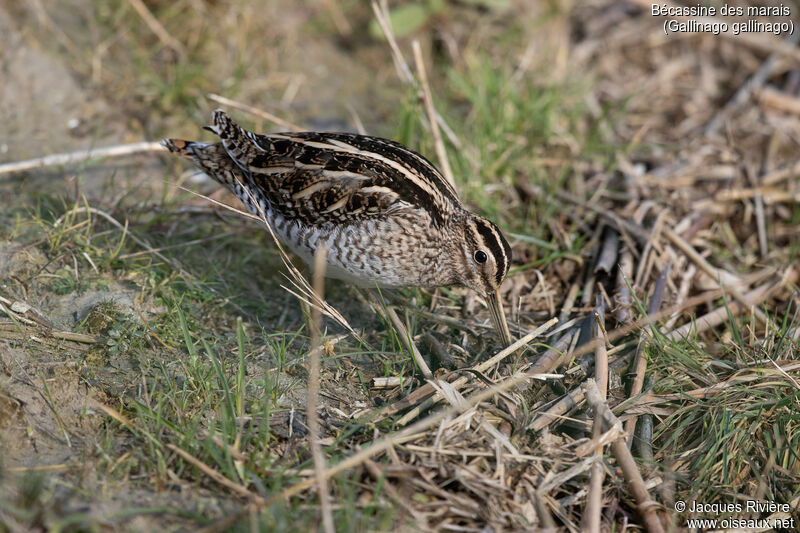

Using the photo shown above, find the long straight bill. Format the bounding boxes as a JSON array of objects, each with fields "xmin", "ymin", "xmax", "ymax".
[{"xmin": 486, "ymin": 289, "xmax": 513, "ymax": 346}]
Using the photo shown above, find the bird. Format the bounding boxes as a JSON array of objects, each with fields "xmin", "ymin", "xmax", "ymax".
[{"xmin": 162, "ymin": 109, "xmax": 513, "ymax": 345}]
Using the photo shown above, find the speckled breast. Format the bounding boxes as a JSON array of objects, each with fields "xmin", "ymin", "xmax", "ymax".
[{"xmin": 247, "ymin": 195, "xmax": 452, "ymax": 288}]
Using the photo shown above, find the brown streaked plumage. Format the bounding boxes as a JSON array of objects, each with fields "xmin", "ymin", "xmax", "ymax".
[{"xmin": 163, "ymin": 109, "xmax": 513, "ymax": 345}]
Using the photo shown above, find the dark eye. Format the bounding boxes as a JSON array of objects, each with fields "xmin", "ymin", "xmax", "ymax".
[{"xmin": 474, "ymin": 250, "xmax": 488, "ymax": 264}]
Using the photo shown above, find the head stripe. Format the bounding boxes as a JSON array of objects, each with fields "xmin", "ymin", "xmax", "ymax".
[{"xmin": 474, "ymin": 219, "xmax": 510, "ymax": 286}]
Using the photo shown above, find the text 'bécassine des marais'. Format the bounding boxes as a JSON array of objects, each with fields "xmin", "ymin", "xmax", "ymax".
[{"xmin": 651, "ymin": 4, "xmax": 794, "ymax": 36}]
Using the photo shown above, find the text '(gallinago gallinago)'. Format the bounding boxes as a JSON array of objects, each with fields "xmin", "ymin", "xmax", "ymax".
[{"xmin": 163, "ymin": 110, "xmax": 513, "ymax": 345}]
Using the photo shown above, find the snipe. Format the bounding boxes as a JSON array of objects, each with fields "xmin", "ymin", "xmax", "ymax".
[{"xmin": 163, "ymin": 109, "xmax": 513, "ymax": 345}]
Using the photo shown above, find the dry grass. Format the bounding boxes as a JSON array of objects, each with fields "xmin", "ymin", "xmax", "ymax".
[{"xmin": 1, "ymin": 1, "xmax": 800, "ymax": 532}]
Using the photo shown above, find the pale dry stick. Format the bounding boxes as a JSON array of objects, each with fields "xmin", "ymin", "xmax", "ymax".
[
  {"xmin": 167, "ymin": 444, "xmax": 264, "ymax": 504},
  {"xmin": 762, "ymin": 160, "xmax": 800, "ymax": 186},
  {"xmin": 0, "ymin": 142, "xmax": 165, "ymax": 175},
  {"xmin": 583, "ymin": 380, "xmax": 666, "ymax": 533},
  {"xmin": 371, "ymin": 0, "xmax": 414, "ymax": 83},
  {"xmin": 395, "ymin": 318, "xmax": 558, "ymax": 426},
  {"xmin": 746, "ymin": 163, "xmax": 769, "ymax": 259},
  {"xmin": 412, "ymin": 40, "xmax": 456, "ymax": 190},
  {"xmin": 557, "ymin": 282, "xmax": 580, "ymax": 325},
  {"xmin": 583, "ymin": 299, "xmax": 607, "ymax": 533},
  {"xmin": 48, "ymin": 330, "xmax": 100, "ymax": 344},
  {"xmin": 662, "ymin": 226, "xmax": 773, "ymax": 328},
  {"xmin": 715, "ymin": 188, "xmax": 800, "ymax": 203},
  {"xmin": 199, "ymin": 289, "xmax": 754, "ymax": 532},
  {"xmin": 372, "ymin": 377, "xmax": 407, "ymax": 389},
  {"xmin": 6, "ymin": 464, "xmax": 68, "ymax": 473},
  {"xmin": 401, "ymin": 444, "xmax": 544, "ymax": 460},
  {"xmin": 640, "ymin": 166, "xmax": 738, "ymax": 188},
  {"xmin": 126, "ymin": 0, "xmax": 186, "ymax": 58},
  {"xmin": 279, "ymin": 75, "xmax": 304, "ymax": 107},
  {"xmin": 624, "ymin": 264, "xmax": 670, "ymax": 447},
  {"xmin": 88, "ymin": 398, "xmax": 135, "ymax": 429},
  {"xmin": 0, "ymin": 330, "xmax": 96, "ymax": 350},
  {"xmin": 758, "ymin": 87, "xmax": 800, "ymax": 116},
  {"xmin": 207, "ymin": 94, "xmax": 303, "ymax": 132},
  {"xmin": 307, "ymin": 245, "xmax": 335, "ymax": 533}
]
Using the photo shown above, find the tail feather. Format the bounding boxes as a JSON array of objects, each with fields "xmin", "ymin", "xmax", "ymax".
[
  {"xmin": 161, "ymin": 137, "xmax": 242, "ymax": 187},
  {"xmin": 162, "ymin": 110, "xmax": 265, "ymax": 189},
  {"xmin": 208, "ymin": 109, "xmax": 263, "ymax": 170}
]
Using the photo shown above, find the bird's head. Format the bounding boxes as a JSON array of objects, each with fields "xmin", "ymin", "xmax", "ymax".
[{"xmin": 455, "ymin": 213, "xmax": 513, "ymax": 345}]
